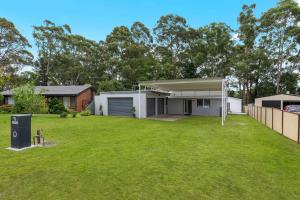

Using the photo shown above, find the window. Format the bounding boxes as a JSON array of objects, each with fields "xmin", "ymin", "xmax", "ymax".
[
  {"xmin": 197, "ymin": 99, "xmax": 210, "ymax": 108},
  {"xmin": 70, "ymin": 97, "xmax": 76, "ymax": 108},
  {"xmin": 197, "ymin": 99, "xmax": 203, "ymax": 107},
  {"xmin": 203, "ymin": 99, "xmax": 210, "ymax": 108}
]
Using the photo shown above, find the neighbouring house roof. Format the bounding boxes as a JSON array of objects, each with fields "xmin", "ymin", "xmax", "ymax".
[
  {"xmin": 2, "ymin": 84, "xmax": 92, "ymax": 96},
  {"xmin": 139, "ymin": 78, "xmax": 225, "ymax": 91},
  {"xmin": 255, "ymin": 94, "xmax": 300, "ymax": 101}
]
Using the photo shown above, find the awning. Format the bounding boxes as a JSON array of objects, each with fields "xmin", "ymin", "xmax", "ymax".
[
  {"xmin": 139, "ymin": 78, "xmax": 223, "ymax": 91},
  {"xmin": 138, "ymin": 78, "xmax": 227, "ymax": 126}
]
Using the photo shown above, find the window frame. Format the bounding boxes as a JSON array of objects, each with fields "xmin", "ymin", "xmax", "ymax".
[{"xmin": 197, "ymin": 98, "xmax": 210, "ymax": 109}]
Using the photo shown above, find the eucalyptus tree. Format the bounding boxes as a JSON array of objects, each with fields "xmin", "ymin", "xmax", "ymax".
[
  {"xmin": 234, "ymin": 4, "xmax": 259, "ymax": 103},
  {"xmin": 54, "ymin": 34, "xmax": 100, "ymax": 85},
  {"xmin": 260, "ymin": 0, "xmax": 300, "ymax": 94},
  {"xmin": 0, "ymin": 17, "xmax": 33, "ymax": 89},
  {"xmin": 153, "ymin": 14, "xmax": 189, "ymax": 79},
  {"xmin": 33, "ymin": 20, "xmax": 71, "ymax": 85},
  {"xmin": 104, "ymin": 23, "xmax": 156, "ymax": 89},
  {"xmin": 197, "ymin": 23, "xmax": 234, "ymax": 78}
]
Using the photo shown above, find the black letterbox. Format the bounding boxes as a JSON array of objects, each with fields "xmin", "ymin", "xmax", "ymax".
[{"xmin": 11, "ymin": 114, "xmax": 32, "ymax": 149}]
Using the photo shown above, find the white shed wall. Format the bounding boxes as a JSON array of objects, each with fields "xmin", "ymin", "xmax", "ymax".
[{"xmin": 228, "ymin": 97, "xmax": 242, "ymax": 113}]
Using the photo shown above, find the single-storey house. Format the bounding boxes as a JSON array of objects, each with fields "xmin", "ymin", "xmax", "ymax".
[
  {"xmin": 1, "ymin": 84, "xmax": 95, "ymax": 112},
  {"xmin": 255, "ymin": 94, "xmax": 300, "ymax": 110},
  {"xmin": 228, "ymin": 97, "xmax": 242, "ymax": 113},
  {"xmin": 95, "ymin": 78, "xmax": 228, "ymax": 125}
]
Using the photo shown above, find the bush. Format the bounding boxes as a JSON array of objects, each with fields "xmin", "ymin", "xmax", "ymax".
[
  {"xmin": 80, "ymin": 109, "xmax": 91, "ymax": 116},
  {"xmin": 12, "ymin": 84, "xmax": 48, "ymax": 114},
  {"xmin": 60, "ymin": 112, "xmax": 68, "ymax": 118},
  {"xmin": 71, "ymin": 111, "xmax": 77, "ymax": 118},
  {"xmin": 0, "ymin": 105, "xmax": 14, "ymax": 113},
  {"xmin": 48, "ymin": 98, "xmax": 66, "ymax": 114},
  {"xmin": 132, "ymin": 107, "xmax": 136, "ymax": 118}
]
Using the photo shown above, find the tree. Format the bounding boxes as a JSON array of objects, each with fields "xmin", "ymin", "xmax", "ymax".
[
  {"xmin": 33, "ymin": 20, "xmax": 71, "ymax": 85},
  {"xmin": 12, "ymin": 84, "xmax": 47, "ymax": 114},
  {"xmin": 279, "ymin": 72, "xmax": 298, "ymax": 94},
  {"xmin": 154, "ymin": 14, "xmax": 188, "ymax": 62},
  {"xmin": 234, "ymin": 4, "xmax": 258, "ymax": 104},
  {"xmin": 197, "ymin": 23, "xmax": 234, "ymax": 78},
  {"xmin": 0, "ymin": 17, "xmax": 33, "ymax": 90},
  {"xmin": 260, "ymin": 0, "xmax": 300, "ymax": 94},
  {"xmin": 97, "ymin": 79, "xmax": 124, "ymax": 92},
  {"xmin": 105, "ymin": 23, "xmax": 157, "ymax": 89},
  {"xmin": 153, "ymin": 14, "xmax": 189, "ymax": 78}
]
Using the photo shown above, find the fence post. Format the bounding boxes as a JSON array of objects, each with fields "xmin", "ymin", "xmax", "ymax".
[
  {"xmin": 265, "ymin": 107, "xmax": 267, "ymax": 125},
  {"xmin": 257, "ymin": 106, "xmax": 258, "ymax": 121},
  {"xmin": 260, "ymin": 107, "xmax": 262, "ymax": 123},
  {"xmin": 298, "ymin": 115, "xmax": 300, "ymax": 144},
  {"xmin": 272, "ymin": 108, "xmax": 274, "ymax": 129},
  {"xmin": 281, "ymin": 110, "xmax": 284, "ymax": 135}
]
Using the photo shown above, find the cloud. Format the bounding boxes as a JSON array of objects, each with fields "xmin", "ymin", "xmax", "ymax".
[
  {"xmin": 231, "ymin": 33, "xmax": 239, "ymax": 41},
  {"xmin": 295, "ymin": 0, "xmax": 300, "ymax": 6}
]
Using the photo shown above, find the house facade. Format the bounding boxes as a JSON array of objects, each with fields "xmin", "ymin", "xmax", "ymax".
[
  {"xmin": 95, "ymin": 91, "xmax": 224, "ymax": 118},
  {"xmin": 95, "ymin": 78, "xmax": 228, "ymax": 125},
  {"xmin": 2, "ymin": 85, "xmax": 95, "ymax": 112}
]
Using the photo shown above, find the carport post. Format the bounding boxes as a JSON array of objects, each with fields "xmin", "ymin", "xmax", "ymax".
[{"xmin": 138, "ymin": 84, "xmax": 141, "ymax": 119}]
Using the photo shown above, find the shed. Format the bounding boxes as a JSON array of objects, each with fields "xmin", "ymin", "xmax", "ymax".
[
  {"xmin": 255, "ymin": 94, "xmax": 300, "ymax": 110},
  {"xmin": 227, "ymin": 97, "xmax": 242, "ymax": 113}
]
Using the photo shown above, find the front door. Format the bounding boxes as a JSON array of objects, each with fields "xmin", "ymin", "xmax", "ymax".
[{"xmin": 184, "ymin": 99, "xmax": 192, "ymax": 115}]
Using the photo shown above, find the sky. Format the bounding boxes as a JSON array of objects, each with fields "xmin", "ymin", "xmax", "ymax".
[{"xmin": 1, "ymin": 0, "xmax": 281, "ymax": 47}]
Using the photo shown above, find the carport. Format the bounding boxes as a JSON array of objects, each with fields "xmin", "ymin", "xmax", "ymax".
[
  {"xmin": 255, "ymin": 94, "xmax": 300, "ymax": 110},
  {"xmin": 139, "ymin": 78, "xmax": 227, "ymax": 126}
]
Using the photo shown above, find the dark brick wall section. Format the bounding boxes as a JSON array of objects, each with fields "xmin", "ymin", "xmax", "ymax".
[{"xmin": 76, "ymin": 88, "xmax": 94, "ymax": 112}]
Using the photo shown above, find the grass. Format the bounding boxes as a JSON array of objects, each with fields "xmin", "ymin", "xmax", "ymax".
[{"xmin": 1, "ymin": 114, "xmax": 300, "ymax": 199}]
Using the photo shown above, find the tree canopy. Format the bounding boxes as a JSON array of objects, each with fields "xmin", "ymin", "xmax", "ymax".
[{"xmin": 1, "ymin": 0, "xmax": 300, "ymax": 104}]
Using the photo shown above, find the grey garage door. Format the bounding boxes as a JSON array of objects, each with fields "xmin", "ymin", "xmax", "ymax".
[
  {"xmin": 108, "ymin": 98, "xmax": 133, "ymax": 117},
  {"xmin": 147, "ymin": 98, "xmax": 155, "ymax": 117}
]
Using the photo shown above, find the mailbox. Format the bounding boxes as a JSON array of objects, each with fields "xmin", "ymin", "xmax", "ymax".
[{"xmin": 11, "ymin": 114, "xmax": 31, "ymax": 149}]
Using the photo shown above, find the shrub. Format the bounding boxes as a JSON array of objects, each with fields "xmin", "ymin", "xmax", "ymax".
[
  {"xmin": 48, "ymin": 98, "xmax": 66, "ymax": 114},
  {"xmin": 60, "ymin": 112, "xmax": 68, "ymax": 118},
  {"xmin": 0, "ymin": 94, "xmax": 4, "ymax": 102},
  {"xmin": 99, "ymin": 105, "xmax": 103, "ymax": 116},
  {"xmin": 132, "ymin": 107, "xmax": 136, "ymax": 118},
  {"xmin": 71, "ymin": 111, "xmax": 78, "ymax": 118},
  {"xmin": 0, "ymin": 105, "xmax": 14, "ymax": 113},
  {"xmin": 80, "ymin": 109, "xmax": 91, "ymax": 116},
  {"xmin": 12, "ymin": 84, "xmax": 48, "ymax": 114}
]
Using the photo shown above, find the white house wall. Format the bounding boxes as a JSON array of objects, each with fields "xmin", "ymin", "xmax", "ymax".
[{"xmin": 94, "ymin": 93, "xmax": 147, "ymax": 118}]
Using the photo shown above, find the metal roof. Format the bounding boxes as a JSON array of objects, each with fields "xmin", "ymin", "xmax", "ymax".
[
  {"xmin": 139, "ymin": 78, "xmax": 224, "ymax": 91},
  {"xmin": 255, "ymin": 94, "xmax": 300, "ymax": 101},
  {"xmin": 2, "ymin": 84, "xmax": 92, "ymax": 96},
  {"xmin": 99, "ymin": 90, "xmax": 170, "ymax": 95}
]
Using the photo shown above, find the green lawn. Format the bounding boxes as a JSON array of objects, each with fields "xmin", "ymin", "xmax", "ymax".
[{"xmin": 1, "ymin": 114, "xmax": 300, "ymax": 200}]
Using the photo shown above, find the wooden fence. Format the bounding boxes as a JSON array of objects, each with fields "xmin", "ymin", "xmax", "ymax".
[{"xmin": 246, "ymin": 105, "xmax": 300, "ymax": 144}]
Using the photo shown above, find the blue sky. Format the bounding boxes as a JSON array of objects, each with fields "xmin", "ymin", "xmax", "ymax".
[{"xmin": 1, "ymin": 0, "xmax": 278, "ymax": 50}]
